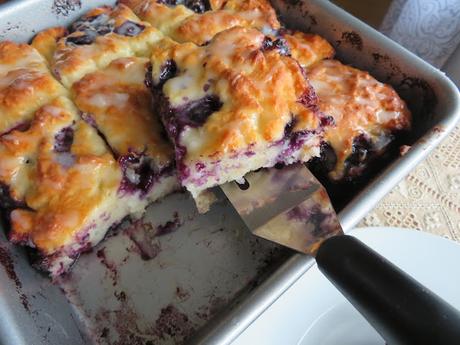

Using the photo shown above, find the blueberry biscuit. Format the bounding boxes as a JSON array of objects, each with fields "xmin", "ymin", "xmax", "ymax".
[
  {"xmin": 148, "ymin": 27, "xmax": 330, "ymax": 210},
  {"xmin": 0, "ymin": 97, "xmax": 124, "ymax": 276},
  {"xmin": 32, "ymin": 4, "xmax": 164, "ymax": 88},
  {"xmin": 307, "ymin": 59, "xmax": 411, "ymax": 181},
  {"xmin": 72, "ymin": 56, "xmax": 179, "ymax": 213}
]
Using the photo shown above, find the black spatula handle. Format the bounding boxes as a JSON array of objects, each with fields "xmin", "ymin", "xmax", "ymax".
[{"xmin": 316, "ymin": 235, "xmax": 460, "ymax": 345}]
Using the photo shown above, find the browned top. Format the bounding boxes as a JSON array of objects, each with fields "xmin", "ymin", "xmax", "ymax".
[
  {"xmin": 33, "ymin": 4, "xmax": 164, "ymax": 88},
  {"xmin": 0, "ymin": 41, "xmax": 67, "ymax": 135},
  {"xmin": 283, "ymin": 31, "xmax": 335, "ymax": 68},
  {"xmin": 121, "ymin": 0, "xmax": 279, "ymax": 45},
  {"xmin": 72, "ymin": 56, "xmax": 173, "ymax": 166},
  {"xmin": 0, "ymin": 97, "xmax": 121, "ymax": 253},
  {"xmin": 151, "ymin": 27, "xmax": 322, "ymax": 160},
  {"xmin": 308, "ymin": 59, "xmax": 411, "ymax": 179}
]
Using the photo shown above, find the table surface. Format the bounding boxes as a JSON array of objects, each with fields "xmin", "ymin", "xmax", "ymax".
[{"xmin": 357, "ymin": 125, "xmax": 460, "ymax": 241}]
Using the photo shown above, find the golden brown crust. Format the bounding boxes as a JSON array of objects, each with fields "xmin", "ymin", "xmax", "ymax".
[
  {"xmin": 121, "ymin": 0, "xmax": 280, "ymax": 45},
  {"xmin": 308, "ymin": 59, "xmax": 411, "ymax": 179},
  {"xmin": 209, "ymin": 0, "xmax": 226, "ymax": 10},
  {"xmin": 174, "ymin": 10, "xmax": 247, "ymax": 44},
  {"xmin": 31, "ymin": 27, "xmax": 68, "ymax": 65},
  {"xmin": 223, "ymin": 0, "xmax": 279, "ymax": 29},
  {"xmin": 283, "ymin": 31, "xmax": 335, "ymax": 68},
  {"xmin": 1, "ymin": 96, "xmax": 121, "ymax": 253},
  {"xmin": 0, "ymin": 41, "xmax": 67, "ymax": 135},
  {"xmin": 49, "ymin": 4, "xmax": 163, "ymax": 87},
  {"xmin": 151, "ymin": 27, "xmax": 321, "ymax": 160},
  {"xmin": 72, "ymin": 56, "xmax": 173, "ymax": 167}
]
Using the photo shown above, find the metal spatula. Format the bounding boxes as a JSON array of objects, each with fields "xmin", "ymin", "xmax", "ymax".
[{"xmin": 220, "ymin": 164, "xmax": 460, "ymax": 345}]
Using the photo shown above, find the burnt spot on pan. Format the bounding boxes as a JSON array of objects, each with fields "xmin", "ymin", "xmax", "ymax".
[
  {"xmin": 175, "ymin": 286, "xmax": 190, "ymax": 302},
  {"xmin": 124, "ymin": 219, "xmax": 162, "ymax": 261},
  {"xmin": 398, "ymin": 77, "xmax": 437, "ymax": 132},
  {"xmin": 371, "ymin": 52, "xmax": 407, "ymax": 82},
  {"xmin": 114, "ymin": 290, "xmax": 127, "ymax": 302},
  {"xmin": 154, "ymin": 304, "xmax": 196, "ymax": 340},
  {"xmin": 283, "ymin": 0, "xmax": 302, "ymax": 5},
  {"xmin": 156, "ymin": 212, "xmax": 182, "ymax": 236},
  {"xmin": 195, "ymin": 296, "xmax": 227, "ymax": 321},
  {"xmin": 92, "ymin": 298, "xmax": 197, "ymax": 344},
  {"xmin": 124, "ymin": 212, "xmax": 184, "ymax": 260},
  {"xmin": 372, "ymin": 52, "xmax": 391, "ymax": 65},
  {"xmin": 337, "ymin": 31, "xmax": 363, "ymax": 51},
  {"xmin": 96, "ymin": 248, "xmax": 119, "ymax": 286},
  {"xmin": 52, "ymin": 0, "xmax": 82, "ymax": 17},
  {"xmin": 0, "ymin": 245, "xmax": 30, "ymax": 311},
  {"xmin": 278, "ymin": 1, "xmax": 317, "ymax": 32},
  {"xmin": 0, "ymin": 22, "xmax": 21, "ymax": 41}
]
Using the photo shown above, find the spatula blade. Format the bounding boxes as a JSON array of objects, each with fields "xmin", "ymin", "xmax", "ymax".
[{"xmin": 220, "ymin": 164, "xmax": 343, "ymax": 255}]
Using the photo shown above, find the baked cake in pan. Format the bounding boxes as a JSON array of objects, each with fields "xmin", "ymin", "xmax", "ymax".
[
  {"xmin": 72, "ymin": 56, "xmax": 179, "ymax": 212},
  {"xmin": 0, "ymin": 0, "xmax": 412, "ymax": 275},
  {"xmin": 0, "ymin": 41, "xmax": 68, "ymax": 136},
  {"xmin": 120, "ymin": 0, "xmax": 280, "ymax": 45},
  {"xmin": 32, "ymin": 4, "xmax": 164, "ymax": 88},
  {"xmin": 147, "ymin": 27, "xmax": 332, "ymax": 210},
  {"xmin": 307, "ymin": 59, "xmax": 411, "ymax": 181}
]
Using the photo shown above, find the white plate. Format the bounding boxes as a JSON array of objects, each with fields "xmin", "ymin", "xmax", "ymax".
[{"xmin": 231, "ymin": 227, "xmax": 460, "ymax": 345}]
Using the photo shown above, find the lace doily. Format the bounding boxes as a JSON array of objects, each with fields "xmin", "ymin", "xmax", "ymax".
[{"xmin": 359, "ymin": 125, "xmax": 460, "ymax": 240}]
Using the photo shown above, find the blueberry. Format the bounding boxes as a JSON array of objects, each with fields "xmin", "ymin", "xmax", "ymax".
[
  {"xmin": 261, "ymin": 37, "xmax": 291, "ymax": 56},
  {"xmin": 69, "ymin": 13, "xmax": 114, "ymax": 43},
  {"xmin": 298, "ymin": 87, "xmax": 320, "ymax": 112},
  {"xmin": 348, "ymin": 135, "xmax": 371, "ymax": 164},
  {"xmin": 157, "ymin": 0, "xmax": 177, "ymax": 5},
  {"xmin": 236, "ymin": 177, "xmax": 250, "ymax": 190},
  {"xmin": 321, "ymin": 115, "xmax": 335, "ymax": 127},
  {"xmin": 184, "ymin": 0, "xmax": 210, "ymax": 13},
  {"xmin": 308, "ymin": 142, "xmax": 337, "ymax": 175},
  {"xmin": 145, "ymin": 60, "xmax": 178, "ymax": 90},
  {"xmin": 114, "ymin": 21, "xmax": 145, "ymax": 37},
  {"xmin": 54, "ymin": 127, "xmax": 74, "ymax": 153},
  {"xmin": 66, "ymin": 33, "xmax": 96, "ymax": 46},
  {"xmin": 320, "ymin": 143, "xmax": 337, "ymax": 172},
  {"xmin": 144, "ymin": 64, "xmax": 154, "ymax": 90},
  {"xmin": 119, "ymin": 153, "xmax": 157, "ymax": 195},
  {"xmin": 157, "ymin": 0, "xmax": 210, "ymax": 13},
  {"xmin": 71, "ymin": 13, "xmax": 113, "ymax": 34},
  {"xmin": 175, "ymin": 95, "xmax": 222, "ymax": 127},
  {"xmin": 284, "ymin": 118, "xmax": 297, "ymax": 136},
  {"xmin": 158, "ymin": 60, "xmax": 178, "ymax": 88}
]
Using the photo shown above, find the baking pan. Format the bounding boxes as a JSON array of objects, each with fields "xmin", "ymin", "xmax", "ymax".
[{"xmin": 0, "ymin": 1, "xmax": 459, "ymax": 345}]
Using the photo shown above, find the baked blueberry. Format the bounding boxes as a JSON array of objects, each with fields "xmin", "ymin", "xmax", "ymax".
[{"xmin": 114, "ymin": 20, "xmax": 145, "ymax": 36}]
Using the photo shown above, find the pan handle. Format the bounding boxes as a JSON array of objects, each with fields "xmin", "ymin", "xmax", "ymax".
[{"xmin": 316, "ymin": 235, "xmax": 460, "ymax": 345}]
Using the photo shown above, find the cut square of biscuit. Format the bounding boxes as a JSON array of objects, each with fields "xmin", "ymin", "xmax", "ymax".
[
  {"xmin": 0, "ymin": 96, "xmax": 126, "ymax": 276},
  {"xmin": 307, "ymin": 59, "xmax": 411, "ymax": 181},
  {"xmin": 148, "ymin": 27, "xmax": 331, "ymax": 210},
  {"xmin": 72, "ymin": 56, "xmax": 179, "ymax": 215},
  {"xmin": 32, "ymin": 4, "xmax": 164, "ymax": 88}
]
